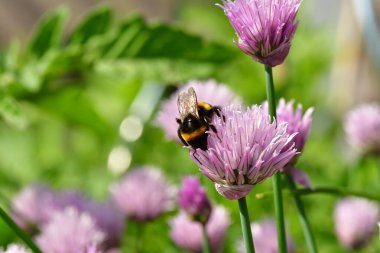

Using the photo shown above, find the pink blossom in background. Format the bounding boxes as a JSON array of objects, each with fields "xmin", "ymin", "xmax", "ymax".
[
  {"xmin": 178, "ymin": 176, "xmax": 212, "ymax": 224},
  {"xmin": 238, "ymin": 219, "xmax": 295, "ymax": 253},
  {"xmin": 110, "ymin": 166, "xmax": 175, "ymax": 221},
  {"xmin": 36, "ymin": 207, "xmax": 105, "ymax": 253},
  {"xmin": 334, "ymin": 197, "xmax": 379, "ymax": 249},
  {"xmin": 170, "ymin": 206, "xmax": 230, "ymax": 253},
  {"xmin": 344, "ymin": 103, "xmax": 380, "ymax": 156},
  {"xmin": 263, "ymin": 98, "xmax": 313, "ymax": 188}
]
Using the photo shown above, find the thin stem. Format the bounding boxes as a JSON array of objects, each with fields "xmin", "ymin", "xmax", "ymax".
[
  {"xmin": 256, "ymin": 186, "xmax": 380, "ymax": 202},
  {"xmin": 286, "ymin": 175, "xmax": 318, "ymax": 253},
  {"xmin": 265, "ymin": 65, "xmax": 277, "ymax": 119},
  {"xmin": 238, "ymin": 197, "xmax": 255, "ymax": 253},
  {"xmin": 201, "ymin": 223, "xmax": 211, "ymax": 253},
  {"xmin": 0, "ymin": 206, "xmax": 42, "ymax": 253},
  {"xmin": 265, "ymin": 64, "xmax": 287, "ymax": 253},
  {"xmin": 135, "ymin": 222, "xmax": 143, "ymax": 253}
]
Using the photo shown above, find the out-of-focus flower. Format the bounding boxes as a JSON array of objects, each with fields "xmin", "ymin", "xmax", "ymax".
[
  {"xmin": 0, "ymin": 244, "xmax": 31, "ymax": 253},
  {"xmin": 110, "ymin": 167, "xmax": 175, "ymax": 221},
  {"xmin": 219, "ymin": 0, "xmax": 301, "ymax": 67},
  {"xmin": 11, "ymin": 184, "xmax": 124, "ymax": 249},
  {"xmin": 344, "ymin": 103, "xmax": 380, "ymax": 156},
  {"xmin": 36, "ymin": 207, "xmax": 105, "ymax": 253},
  {"xmin": 190, "ymin": 105, "xmax": 297, "ymax": 200},
  {"xmin": 11, "ymin": 184, "xmax": 89, "ymax": 230},
  {"xmin": 334, "ymin": 197, "xmax": 379, "ymax": 249},
  {"xmin": 178, "ymin": 176, "xmax": 212, "ymax": 224},
  {"xmin": 238, "ymin": 219, "xmax": 295, "ymax": 253},
  {"xmin": 84, "ymin": 201, "xmax": 125, "ymax": 249},
  {"xmin": 271, "ymin": 98, "xmax": 313, "ymax": 157},
  {"xmin": 263, "ymin": 98, "xmax": 313, "ymax": 188},
  {"xmin": 11, "ymin": 184, "xmax": 52, "ymax": 230},
  {"xmin": 155, "ymin": 80, "xmax": 241, "ymax": 141},
  {"xmin": 170, "ymin": 206, "xmax": 230, "ymax": 253}
]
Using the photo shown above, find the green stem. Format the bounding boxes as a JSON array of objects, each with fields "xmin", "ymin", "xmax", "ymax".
[
  {"xmin": 135, "ymin": 222, "xmax": 143, "ymax": 253},
  {"xmin": 238, "ymin": 197, "xmax": 255, "ymax": 253},
  {"xmin": 265, "ymin": 64, "xmax": 287, "ymax": 253},
  {"xmin": 201, "ymin": 223, "xmax": 211, "ymax": 253},
  {"xmin": 286, "ymin": 175, "xmax": 318, "ymax": 253},
  {"xmin": 256, "ymin": 186, "xmax": 380, "ymax": 202},
  {"xmin": 0, "ymin": 206, "xmax": 42, "ymax": 253}
]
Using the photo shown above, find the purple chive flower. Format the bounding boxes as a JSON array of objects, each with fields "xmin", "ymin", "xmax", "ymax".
[
  {"xmin": 110, "ymin": 167, "xmax": 175, "ymax": 221},
  {"xmin": 178, "ymin": 176, "xmax": 212, "ymax": 224},
  {"xmin": 190, "ymin": 105, "xmax": 297, "ymax": 200},
  {"xmin": 155, "ymin": 80, "xmax": 241, "ymax": 141},
  {"xmin": 263, "ymin": 98, "xmax": 313, "ymax": 188},
  {"xmin": 219, "ymin": 0, "xmax": 301, "ymax": 67},
  {"xmin": 0, "ymin": 244, "xmax": 31, "ymax": 253},
  {"xmin": 36, "ymin": 207, "xmax": 105, "ymax": 253},
  {"xmin": 170, "ymin": 206, "xmax": 230, "ymax": 253},
  {"xmin": 11, "ymin": 184, "xmax": 53, "ymax": 230},
  {"xmin": 239, "ymin": 219, "xmax": 295, "ymax": 253},
  {"xmin": 334, "ymin": 197, "xmax": 379, "ymax": 249},
  {"xmin": 83, "ymin": 201, "xmax": 125, "ymax": 249},
  {"xmin": 11, "ymin": 184, "xmax": 123, "ymax": 249},
  {"xmin": 344, "ymin": 103, "xmax": 380, "ymax": 156}
]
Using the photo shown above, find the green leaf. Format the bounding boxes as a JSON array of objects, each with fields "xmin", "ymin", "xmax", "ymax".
[
  {"xmin": 100, "ymin": 14, "xmax": 235, "ymax": 62},
  {"xmin": 28, "ymin": 7, "xmax": 69, "ymax": 58},
  {"xmin": 0, "ymin": 91, "xmax": 26, "ymax": 129},
  {"xmin": 129, "ymin": 22, "xmax": 236, "ymax": 62},
  {"xmin": 69, "ymin": 6, "xmax": 113, "ymax": 45},
  {"xmin": 94, "ymin": 59, "xmax": 216, "ymax": 84},
  {"xmin": 102, "ymin": 14, "xmax": 146, "ymax": 58}
]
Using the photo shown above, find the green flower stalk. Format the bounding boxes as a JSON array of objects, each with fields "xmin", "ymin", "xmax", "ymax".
[{"xmin": 0, "ymin": 206, "xmax": 42, "ymax": 253}]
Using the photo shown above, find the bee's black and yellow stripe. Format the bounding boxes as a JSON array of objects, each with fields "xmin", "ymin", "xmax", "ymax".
[{"xmin": 177, "ymin": 101, "xmax": 218, "ymax": 150}]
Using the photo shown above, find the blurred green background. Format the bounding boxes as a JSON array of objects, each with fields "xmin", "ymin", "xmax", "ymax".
[{"xmin": 0, "ymin": 0, "xmax": 380, "ymax": 252}]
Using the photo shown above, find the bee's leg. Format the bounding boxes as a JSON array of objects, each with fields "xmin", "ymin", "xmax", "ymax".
[
  {"xmin": 191, "ymin": 149, "xmax": 202, "ymax": 164},
  {"xmin": 177, "ymin": 129, "xmax": 188, "ymax": 146},
  {"xmin": 209, "ymin": 124, "xmax": 217, "ymax": 133},
  {"xmin": 213, "ymin": 106, "xmax": 225, "ymax": 122},
  {"xmin": 176, "ymin": 118, "xmax": 181, "ymax": 124}
]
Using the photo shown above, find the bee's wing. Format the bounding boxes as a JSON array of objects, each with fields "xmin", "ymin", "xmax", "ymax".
[{"xmin": 177, "ymin": 87, "xmax": 199, "ymax": 120}]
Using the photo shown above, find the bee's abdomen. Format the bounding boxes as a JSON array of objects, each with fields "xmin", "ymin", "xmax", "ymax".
[{"xmin": 180, "ymin": 126, "xmax": 207, "ymax": 142}]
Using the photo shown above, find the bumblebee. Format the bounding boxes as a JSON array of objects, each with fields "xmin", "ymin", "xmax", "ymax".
[{"xmin": 176, "ymin": 87, "xmax": 221, "ymax": 150}]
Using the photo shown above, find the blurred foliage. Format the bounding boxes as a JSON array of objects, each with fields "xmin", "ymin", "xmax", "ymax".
[{"xmin": 0, "ymin": 2, "xmax": 379, "ymax": 253}]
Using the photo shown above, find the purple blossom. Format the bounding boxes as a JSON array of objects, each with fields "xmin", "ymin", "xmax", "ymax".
[
  {"xmin": 263, "ymin": 98, "xmax": 313, "ymax": 188},
  {"xmin": 239, "ymin": 219, "xmax": 295, "ymax": 253},
  {"xmin": 110, "ymin": 167, "xmax": 175, "ymax": 221},
  {"xmin": 155, "ymin": 80, "xmax": 241, "ymax": 142},
  {"xmin": 190, "ymin": 105, "xmax": 297, "ymax": 200},
  {"xmin": 178, "ymin": 176, "xmax": 212, "ymax": 224},
  {"xmin": 0, "ymin": 244, "xmax": 31, "ymax": 253},
  {"xmin": 170, "ymin": 206, "xmax": 230, "ymax": 253},
  {"xmin": 11, "ymin": 184, "xmax": 124, "ymax": 249},
  {"xmin": 344, "ymin": 103, "xmax": 380, "ymax": 155},
  {"xmin": 219, "ymin": 0, "xmax": 301, "ymax": 66},
  {"xmin": 334, "ymin": 197, "xmax": 379, "ymax": 249},
  {"xmin": 11, "ymin": 184, "xmax": 53, "ymax": 231},
  {"xmin": 36, "ymin": 207, "xmax": 105, "ymax": 253},
  {"xmin": 83, "ymin": 201, "xmax": 125, "ymax": 249}
]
